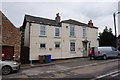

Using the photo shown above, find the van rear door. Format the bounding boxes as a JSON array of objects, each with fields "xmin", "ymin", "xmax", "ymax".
[{"xmin": 94, "ymin": 47, "xmax": 98, "ymax": 56}]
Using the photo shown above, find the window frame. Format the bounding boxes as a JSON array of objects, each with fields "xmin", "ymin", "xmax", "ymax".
[
  {"xmin": 40, "ymin": 43, "xmax": 46, "ymax": 48},
  {"xmin": 70, "ymin": 40, "xmax": 75, "ymax": 52},
  {"xmin": 55, "ymin": 42, "xmax": 60, "ymax": 48},
  {"xmin": 82, "ymin": 27, "xmax": 86, "ymax": 38},
  {"xmin": 70, "ymin": 26, "xmax": 75, "ymax": 37},
  {"xmin": 40, "ymin": 25, "xmax": 46, "ymax": 36},
  {"xmin": 55, "ymin": 27, "xmax": 60, "ymax": 37}
]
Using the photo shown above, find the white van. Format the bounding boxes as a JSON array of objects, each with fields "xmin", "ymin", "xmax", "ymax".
[{"xmin": 89, "ymin": 46, "xmax": 119, "ymax": 60}]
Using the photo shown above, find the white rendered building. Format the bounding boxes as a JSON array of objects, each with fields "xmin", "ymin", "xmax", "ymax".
[{"xmin": 22, "ymin": 13, "xmax": 99, "ymax": 61}]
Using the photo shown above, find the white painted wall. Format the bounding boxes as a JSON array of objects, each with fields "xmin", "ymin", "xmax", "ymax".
[
  {"xmin": 87, "ymin": 27, "xmax": 99, "ymax": 47},
  {"xmin": 29, "ymin": 23, "xmax": 62, "ymax": 60},
  {"xmin": 61, "ymin": 23, "xmax": 98, "ymax": 59},
  {"xmin": 61, "ymin": 23, "xmax": 83, "ymax": 59},
  {"xmin": 25, "ymin": 22, "xmax": 98, "ymax": 60}
]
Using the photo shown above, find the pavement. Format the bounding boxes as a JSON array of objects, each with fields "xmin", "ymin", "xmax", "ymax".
[{"xmin": 20, "ymin": 57, "xmax": 88, "ymax": 70}]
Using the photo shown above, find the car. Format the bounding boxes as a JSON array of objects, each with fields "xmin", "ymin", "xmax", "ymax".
[
  {"xmin": 89, "ymin": 46, "xmax": 119, "ymax": 60},
  {"xmin": 0, "ymin": 59, "xmax": 21, "ymax": 75}
]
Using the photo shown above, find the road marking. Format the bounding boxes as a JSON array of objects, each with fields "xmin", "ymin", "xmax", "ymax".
[
  {"xmin": 70, "ymin": 59, "xmax": 119, "ymax": 70},
  {"xmin": 46, "ymin": 71, "xmax": 56, "ymax": 73},
  {"xmin": 91, "ymin": 70, "xmax": 120, "ymax": 80},
  {"xmin": 111, "ymin": 72, "xmax": 120, "ymax": 77}
]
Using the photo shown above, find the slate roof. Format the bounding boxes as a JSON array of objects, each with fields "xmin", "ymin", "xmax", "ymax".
[
  {"xmin": 61, "ymin": 19, "xmax": 98, "ymax": 29},
  {"xmin": 22, "ymin": 14, "xmax": 98, "ymax": 29},
  {"xmin": 22, "ymin": 14, "xmax": 61, "ymax": 29}
]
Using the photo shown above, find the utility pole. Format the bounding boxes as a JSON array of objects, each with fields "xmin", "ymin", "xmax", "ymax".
[
  {"xmin": 113, "ymin": 12, "xmax": 120, "ymax": 48},
  {"xmin": 113, "ymin": 13, "xmax": 117, "ymax": 38}
]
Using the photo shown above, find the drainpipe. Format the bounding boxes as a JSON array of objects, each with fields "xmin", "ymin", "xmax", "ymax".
[
  {"xmin": 29, "ymin": 22, "xmax": 32, "ymax": 65},
  {"xmin": 61, "ymin": 24, "xmax": 62, "ymax": 59}
]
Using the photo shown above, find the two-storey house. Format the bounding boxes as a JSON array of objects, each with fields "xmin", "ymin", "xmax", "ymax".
[{"xmin": 22, "ymin": 13, "xmax": 99, "ymax": 62}]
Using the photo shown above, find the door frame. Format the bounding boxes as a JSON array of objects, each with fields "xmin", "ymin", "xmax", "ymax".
[
  {"xmin": 82, "ymin": 42, "xmax": 88, "ymax": 57},
  {"xmin": 1, "ymin": 45, "xmax": 14, "ymax": 60}
]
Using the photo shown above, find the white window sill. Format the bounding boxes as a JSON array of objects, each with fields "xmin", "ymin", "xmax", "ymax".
[
  {"xmin": 40, "ymin": 48, "xmax": 46, "ymax": 49},
  {"xmin": 54, "ymin": 36, "xmax": 61, "ymax": 38},
  {"xmin": 39, "ymin": 35, "xmax": 47, "ymax": 37},
  {"xmin": 55, "ymin": 48, "xmax": 61, "ymax": 49},
  {"xmin": 69, "ymin": 36, "xmax": 76, "ymax": 38},
  {"xmin": 82, "ymin": 37, "xmax": 87, "ymax": 38},
  {"xmin": 70, "ymin": 51, "xmax": 76, "ymax": 53}
]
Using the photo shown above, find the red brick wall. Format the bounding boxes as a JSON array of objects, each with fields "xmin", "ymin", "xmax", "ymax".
[{"xmin": 1, "ymin": 11, "xmax": 21, "ymax": 60}]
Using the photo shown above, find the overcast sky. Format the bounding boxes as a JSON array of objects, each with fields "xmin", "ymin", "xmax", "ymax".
[{"xmin": 1, "ymin": 1, "xmax": 119, "ymax": 35}]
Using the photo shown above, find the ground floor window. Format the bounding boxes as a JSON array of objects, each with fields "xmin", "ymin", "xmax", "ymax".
[
  {"xmin": 55, "ymin": 42, "xmax": 60, "ymax": 48},
  {"xmin": 40, "ymin": 43, "xmax": 46, "ymax": 48},
  {"xmin": 70, "ymin": 40, "xmax": 75, "ymax": 52}
]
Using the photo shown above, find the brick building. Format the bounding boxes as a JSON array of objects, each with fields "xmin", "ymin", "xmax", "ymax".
[{"xmin": 0, "ymin": 11, "xmax": 21, "ymax": 60}]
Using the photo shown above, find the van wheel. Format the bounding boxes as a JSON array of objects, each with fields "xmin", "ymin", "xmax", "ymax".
[
  {"xmin": 94, "ymin": 57, "xmax": 97, "ymax": 60},
  {"xmin": 89, "ymin": 57, "xmax": 92, "ymax": 60},
  {"xmin": 103, "ymin": 55, "xmax": 107, "ymax": 60}
]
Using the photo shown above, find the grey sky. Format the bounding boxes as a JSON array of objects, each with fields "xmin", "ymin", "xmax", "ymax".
[{"xmin": 1, "ymin": 2, "xmax": 118, "ymax": 35}]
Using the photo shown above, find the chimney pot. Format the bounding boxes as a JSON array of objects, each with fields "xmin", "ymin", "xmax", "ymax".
[
  {"xmin": 55, "ymin": 13, "xmax": 60, "ymax": 23},
  {"xmin": 88, "ymin": 20, "xmax": 93, "ymax": 27}
]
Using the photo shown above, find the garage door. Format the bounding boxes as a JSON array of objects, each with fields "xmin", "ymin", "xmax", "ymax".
[{"xmin": 2, "ymin": 46, "xmax": 14, "ymax": 60}]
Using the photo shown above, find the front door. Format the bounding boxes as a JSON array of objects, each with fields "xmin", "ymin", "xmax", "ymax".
[{"xmin": 83, "ymin": 42, "xmax": 87, "ymax": 57}]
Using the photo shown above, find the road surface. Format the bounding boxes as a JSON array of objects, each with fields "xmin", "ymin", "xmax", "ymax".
[{"xmin": 2, "ymin": 57, "xmax": 120, "ymax": 80}]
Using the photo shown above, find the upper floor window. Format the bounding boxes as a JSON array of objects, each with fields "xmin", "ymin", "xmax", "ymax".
[
  {"xmin": 55, "ymin": 27, "xmax": 60, "ymax": 37},
  {"xmin": 70, "ymin": 26, "xmax": 75, "ymax": 37},
  {"xmin": 40, "ymin": 26, "xmax": 46, "ymax": 36},
  {"xmin": 83, "ymin": 27, "xmax": 86, "ymax": 38}
]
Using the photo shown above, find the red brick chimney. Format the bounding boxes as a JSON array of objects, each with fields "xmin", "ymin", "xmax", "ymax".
[
  {"xmin": 55, "ymin": 13, "xmax": 60, "ymax": 23},
  {"xmin": 88, "ymin": 20, "xmax": 93, "ymax": 27}
]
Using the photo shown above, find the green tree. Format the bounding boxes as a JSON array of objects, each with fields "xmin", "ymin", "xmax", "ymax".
[{"xmin": 99, "ymin": 26, "xmax": 117, "ymax": 47}]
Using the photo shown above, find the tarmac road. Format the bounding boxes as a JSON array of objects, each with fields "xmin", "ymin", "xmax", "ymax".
[{"xmin": 2, "ymin": 57, "xmax": 120, "ymax": 80}]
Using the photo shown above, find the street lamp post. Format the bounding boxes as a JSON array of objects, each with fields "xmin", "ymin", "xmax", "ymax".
[
  {"xmin": 113, "ymin": 12, "xmax": 120, "ymax": 37},
  {"xmin": 113, "ymin": 13, "xmax": 117, "ymax": 37},
  {"xmin": 113, "ymin": 12, "xmax": 120, "ymax": 48}
]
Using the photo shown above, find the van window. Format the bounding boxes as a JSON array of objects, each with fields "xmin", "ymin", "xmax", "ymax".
[{"xmin": 112, "ymin": 47, "xmax": 115, "ymax": 51}]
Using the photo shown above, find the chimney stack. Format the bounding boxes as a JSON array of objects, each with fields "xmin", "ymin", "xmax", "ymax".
[
  {"xmin": 88, "ymin": 20, "xmax": 93, "ymax": 27},
  {"xmin": 55, "ymin": 13, "xmax": 60, "ymax": 23}
]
